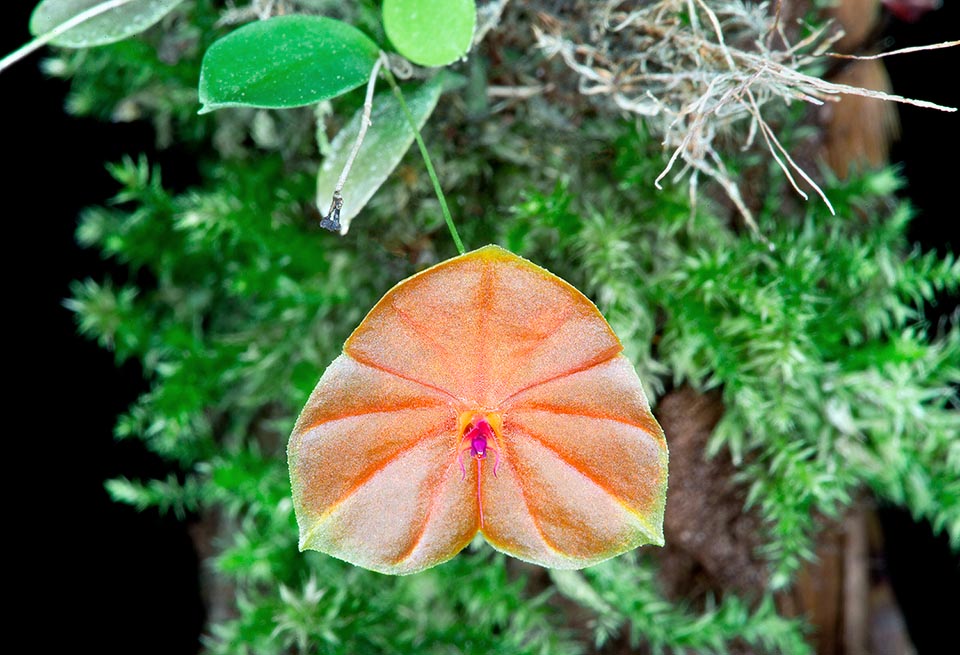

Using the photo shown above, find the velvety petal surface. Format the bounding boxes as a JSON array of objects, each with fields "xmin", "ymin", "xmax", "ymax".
[
  {"xmin": 289, "ymin": 245, "xmax": 668, "ymax": 573},
  {"xmin": 484, "ymin": 355, "xmax": 668, "ymax": 565},
  {"xmin": 289, "ymin": 355, "xmax": 477, "ymax": 574},
  {"xmin": 344, "ymin": 246, "xmax": 622, "ymax": 406}
]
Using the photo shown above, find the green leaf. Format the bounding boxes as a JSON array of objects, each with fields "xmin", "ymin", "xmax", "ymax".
[
  {"xmin": 29, "ymin": 0, "xmax": 186, "ymax": 48},
  {"xmin": 198, "ymin": 15, "xmax": 380, "ymax": 113},
  {"xmin": 316, "ymin": 76, "xmax": 444, "ymax": 233},
  {"xmin": 383, "ymin": 0, "xmax": 476, "ymax": 67}
]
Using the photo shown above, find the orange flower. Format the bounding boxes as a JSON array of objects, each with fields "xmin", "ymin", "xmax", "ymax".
[{"xmin": 288, "ymin": 246, "xmax": 668, "ymax": 574}]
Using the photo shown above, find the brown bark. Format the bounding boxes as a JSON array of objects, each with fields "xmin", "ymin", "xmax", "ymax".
[
  {"xmin": 820, "ymin": 0, "xmax": 900, "ymax": 177},
  {"xmin": 820, "ymin": 60, "xmax": 900, "ymax": 177},
  {"xmin": 654, "ymin": 386, "xmax": 917, "ymax": 655},
  {"xmin": 654, "ymin": 387, "xmax": 769, "ymax": 602}
]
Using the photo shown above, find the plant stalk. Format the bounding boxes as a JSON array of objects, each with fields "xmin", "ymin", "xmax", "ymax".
[
  {"xmin": 320, "ymin": 56, "xmax": 384, "ymax": 232},
  {"xmin": 379, "ymin": 53, "xmax": 465, "ymax": 256}
]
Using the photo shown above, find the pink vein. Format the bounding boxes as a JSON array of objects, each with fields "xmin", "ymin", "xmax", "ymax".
[
  {"xmin": 510, "ymin": 404, "xmax": 664, "ymax": 446},
  {"xmin": 509, "ymin": 422, "xmax": 638, "ymax": 513},
  {"xmin": 509, "ymin": 305, "xmax": 576, "ymax": 355},
  {"xmin": 475, "ymin": 261, "xmax": 494, "ymax": 394},
  {"xmin": 508, "ymin": 450, "xmax": 565, "ymax": 553},
  {"xmin": 498, "ymin": 344, "xmax": 622, "ymax": 408},
  {"xmin": 302, "ymin": 397, "xmax": 447, "ymax": 433},
  {"xmin": 392, "ymin": 454, "xmax": 465, "ymax": 565},
  {"xmin": 347, "ymin": 353, "xmax": 461, "ymax": 403},
  {"xmin": 389, "ymin": 299, "xmax": 460, "ymax": 373},
  {"xmin": 321, "ymin": 423, "xmax": 454, "ymax": 520}
]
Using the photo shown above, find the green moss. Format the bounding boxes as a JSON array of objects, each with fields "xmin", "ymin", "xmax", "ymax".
[{"xmin": 58, "ymin": 3, "xmax": 957, "ymax": 653}]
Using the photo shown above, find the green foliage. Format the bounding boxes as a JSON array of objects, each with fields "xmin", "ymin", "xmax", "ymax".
[
  {"xmin": 106, "ymin": 473, "xmax": 204, "ymax": 519},
  {"xmin": 39, "ymin": 0, "xmax": 219, "ymax": 145},
  {"xmin": 31, "ymin": 0, "xmax": 187, "ymax": 48},
  {"xmin": 50, "ymin": 3, "xmax": 958, "ymax": 654},
  {"xmin": 208, "ymin": 552, "xmax": 581, "ymax": 655},
  {"xmin": 554, "ymin": 559, "xmax": 811, "ymax": 654},
  {"xmin": 383, "ymin": 0, "xmax": 476, "ymax": 67},
  {"xmin": 198, "ymin": 15, "xmax": 380, "ymax": 112},
  {"xmin": 75, "ymin": 129, "xmax": 960, "ymax": 652},
  {"xmin": 505, "ymin": 131, "xmax": 960, "ymax": 588}
]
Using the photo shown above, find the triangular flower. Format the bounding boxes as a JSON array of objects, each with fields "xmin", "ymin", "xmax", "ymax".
[{"xmin": 289, "ymin": 245, "xmax": 668, "ymax": 574}]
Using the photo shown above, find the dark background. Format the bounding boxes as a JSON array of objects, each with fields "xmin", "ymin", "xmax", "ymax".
[
  {"xmin": 5, "ymin": 3, "xmax": 204, "ymax": 652},
  {"xmin": 3, "ymin": 2, "xmax": 956, "ymax": 653}
]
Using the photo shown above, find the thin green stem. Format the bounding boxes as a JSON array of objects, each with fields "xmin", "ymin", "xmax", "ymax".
[{"xmin": 379, "ymin": 54, "xmax": 466, "ymax": 255}]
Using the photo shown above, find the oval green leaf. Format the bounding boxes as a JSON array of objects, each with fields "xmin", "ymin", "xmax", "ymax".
[
  {"xmin": 383, "ymin": 0, "xmax": 476, "ymax": 67},
  {"xmin": 30, "ymin": 0, "xmax": 186, "ymax": 48},
  {"xmin": 317, "ymin": 76, "xmax": 444, "ymax": 234},
  {"xmin": 198, "ymin": 15, "xmax": 380, "ymax": 113}
]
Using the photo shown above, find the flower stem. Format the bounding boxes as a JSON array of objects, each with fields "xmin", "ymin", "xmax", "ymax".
[{"xmin": 379, "ymin": 54, "xmax": 466, "ymax": 255}]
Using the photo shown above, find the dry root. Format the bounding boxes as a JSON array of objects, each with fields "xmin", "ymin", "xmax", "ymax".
[{"xmin": 534, "ymin": 0, "xmax": 957, "ymax": 232}]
